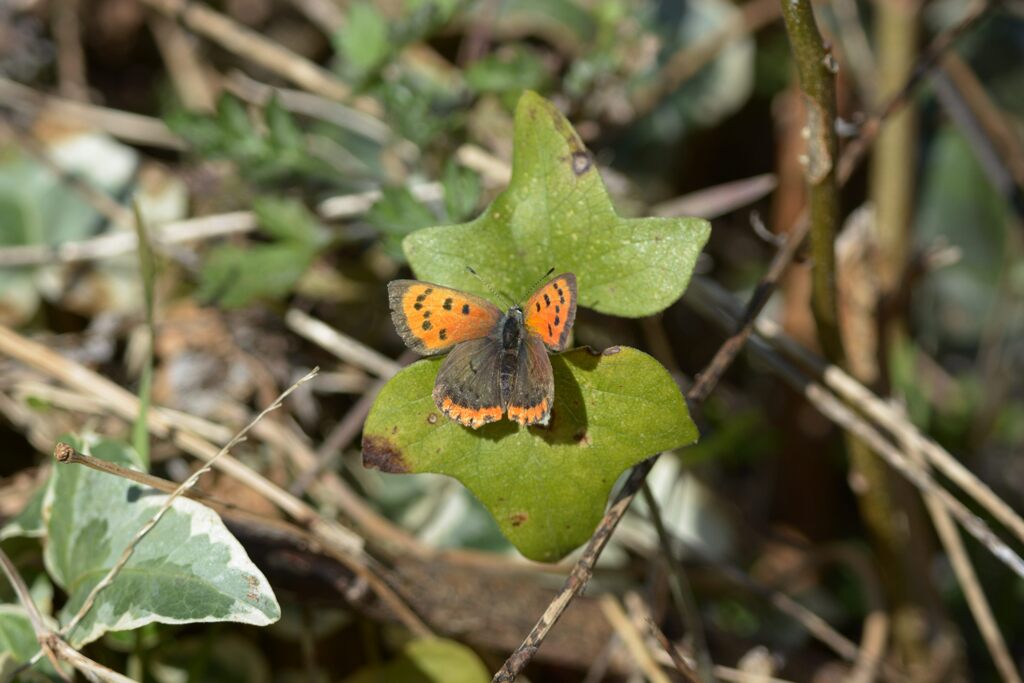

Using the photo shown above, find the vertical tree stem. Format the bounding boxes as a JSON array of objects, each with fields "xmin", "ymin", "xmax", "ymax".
[
  {"xmin": 779, "ymin": 0, "xmax": 908, "ymax": 617},
  {"xmin": 779, "ymin": 0, "xmax": 843, "ymax": 363}
]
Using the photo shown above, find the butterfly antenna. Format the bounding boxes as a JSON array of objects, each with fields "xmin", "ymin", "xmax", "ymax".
[
  {"xmin": 466, "ymin": 266, "xmax": 515, "ymax": 306},
  {"xmin": 517, "ymin": 267, "xmax": 556, "ymax": 305}
]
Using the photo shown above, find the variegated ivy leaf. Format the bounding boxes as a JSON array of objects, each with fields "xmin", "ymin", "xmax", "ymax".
[{"xmin": 42, "ymin": 435, "xmax": 280, "ymax": 647}]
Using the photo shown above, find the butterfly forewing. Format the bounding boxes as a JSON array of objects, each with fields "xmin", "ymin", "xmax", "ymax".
[
  {"xmin": 432, "ymin": 337, "xmax": 505, "ymax": 428},
  {"xmin": 388, "ymin": 280, "xmax": 503, "ymax": 356},
  {"xmin": 506, "ymin": 334, "xmax": 555, "ymax": 426},
  {"xmin": 523, "ymin": 273, "xmax": 577, "ymax": 351}
]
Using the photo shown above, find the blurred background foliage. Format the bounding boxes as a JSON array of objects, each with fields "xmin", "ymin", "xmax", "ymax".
[{"xmin": 1, "ymin": 0, "xmax": 1024, "ymax": 680}]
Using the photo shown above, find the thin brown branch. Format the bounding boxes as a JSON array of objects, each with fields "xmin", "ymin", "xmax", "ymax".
[
  {"xmin": 40, "ymin": 636, "xmax": 137, "ymax": 683},
  {"xmin": 684, "ymin": 279, "xmax": 1024, "ymax": 580},
  {"xmin": 598, "ymin": 595, "xmax": 671, "ymax": 683},
  {"xmin": 0, "ymin": 548, "xmax": 68, "ymax": 681},
  {"xmin": 647, "ymin": 619, "xmax": 702, "ymax": 683},
  {"xmin": 53, "ymin": 442, "xmax": 259, "ymax": 519},
  {"xmin": 725, "ymin": 291, "xmax": 1024, "ymax": 553},
  {"xmin": 148, "ymin": 12, "xmax": 217, "ymax": 112},
  {"xmin": 836, "ymin": 0, "xmax": 993, "ymax": 183},
  {"xmin": 641, "ymin": 483, "xmax": 716, "ymax": 682},
  {"xmin": 51, "ymin": 0, "xmax": 88, "ymax": 102},
  {"xmin": 0, "ymin": 76, "xmax": 186, "ymax": 149},
  {"xmin": 896, "ymin": 412, "xmax": 1023, "ymax": 683},
  {"xmin": 139, "ymin": 0, "xmax": 379, "ymax": 115}
]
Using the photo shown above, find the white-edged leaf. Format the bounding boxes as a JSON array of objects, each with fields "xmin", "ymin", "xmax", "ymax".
[
  {"xmin": 0, "ymin": 482, "xmax": 46, "ymax": 541},
  {"xmin": 42, "ymin": 435, "xmax": 280, "ymax": 647}
]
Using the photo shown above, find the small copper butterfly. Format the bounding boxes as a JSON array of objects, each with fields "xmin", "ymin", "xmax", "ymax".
[{"xmin": 387, "ymin": 271, "xmax": 578, "ymax": 428}]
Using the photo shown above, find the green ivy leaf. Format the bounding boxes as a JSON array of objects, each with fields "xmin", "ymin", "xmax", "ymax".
[
  {"xmin": 465, "ymin": 47, "xmax": 551, "ymax": 100},
  {"xmin": 198, "ymin": 199, "xmax": 325, "ymax": 308},
  {"xmin": 43, "ymin": 435, "xmax": 280, "ymax": 647},
  {"xmin": 0, "ymin": 481, "xmax": 46, "ymax": 541},
  {"xmin": 362, "ymin": 347, "xmax": 697, "ymax": 561},
  {"xmin": 253, "ymin": 197, "xmax": 328, "ymax": 247},
  {"xmin": 343, "ymin": 638, "xmax": 490, "ymax": 683},
  {"xmin": 403, "ymin": 91, "xmax": 710, "ymax": 317}
]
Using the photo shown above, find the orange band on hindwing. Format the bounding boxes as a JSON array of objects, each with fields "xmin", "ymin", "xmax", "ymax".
[
  {"xmin": 507, "ymin": 398, "xmax": 550, "ymax": 426},
  {"xmin": 439, "ymin": 397, "xmax": 503, "ymax": 428}
]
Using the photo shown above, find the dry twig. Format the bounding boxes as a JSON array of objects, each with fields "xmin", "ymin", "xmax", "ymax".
[{"xmin": 0, "ymin": 548, "xmax": 68, "ymax": 681}]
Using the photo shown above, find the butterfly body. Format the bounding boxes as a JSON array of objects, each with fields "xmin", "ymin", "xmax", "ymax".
[{"xmin": 388, "ymin": 274, "xmax": 577, "ymax": 428}]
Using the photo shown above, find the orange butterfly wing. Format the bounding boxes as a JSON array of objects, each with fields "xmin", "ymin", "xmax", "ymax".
[
  {"xmin": 523, "ymin": 273, "xmax": 577, "ymax": 351},
  {"xmin": 387, "ymin": 280, "xmax": 502, "ymax": 355}
]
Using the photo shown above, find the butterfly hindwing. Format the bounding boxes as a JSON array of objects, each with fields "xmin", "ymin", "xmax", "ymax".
[
  {"xmin": 432, "ymin": 336, "xmax": 505, "ymax": 428},
  {"xmin": 523, "ymin": 273, "xmax": 577, "ymax": 351},
  {"xmin": 506, "ymin": 334, "xmax": 554, "ymax": 426},
  {"xmin": 388, "ymin": 280, "xmax": 502, "ymax": 356}
]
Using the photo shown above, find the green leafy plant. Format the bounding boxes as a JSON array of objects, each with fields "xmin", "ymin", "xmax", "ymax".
[
  {"xmin": 344, "ymin": 637, "xmax": 490, "ymax": 683},
  {"xmin": 362, "ymin": 91, "xmax": 709, "ymax": 561},
  {"xmin": 165, "ymin": 94, "xmax": 342, "ymax": 184},
  {"xmin": 3, "ymin": 434, "xmax": 280, "ymax": 656},
  {"xmin": 198, "ymin": 198, "xmax": 329, "ymax": 308}
]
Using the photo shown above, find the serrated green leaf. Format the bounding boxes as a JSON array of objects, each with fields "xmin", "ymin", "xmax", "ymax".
[
  {"xmin": 343, "ymin": 638, "xmax": 490, "ymax": 683},
  {"xmin": 362, "ymin": 347, "xmax": 697, "ymax": 561},
  {"xmin": 42, "ymin": 435, "xmax": 280, "ymax": 648},
  {"xmin": 198, "ymin": 242, "xmax": 317, "ymax": 308},
  {"xmin": 253, "ymin": 197, "xmax": 327, "ymax": 246},
  {"xmin": 465, "ymin": 47, "xmax": 550, "ymax": 98},
  {"xmin": 217, "ymin": 94, "xmax": 255, "ymax": 142},
  {"xmin": 366, "ymin": 187, "xmax": 438, "ymax": 237},
  {"xmin": 404, "ymin": 91, "xmax": 710, "ymax": 317}
]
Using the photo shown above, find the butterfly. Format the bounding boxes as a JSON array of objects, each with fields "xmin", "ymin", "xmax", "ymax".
[{"xmin": 387, "ymin": 272, "xmax": 577, "ymax": 428}]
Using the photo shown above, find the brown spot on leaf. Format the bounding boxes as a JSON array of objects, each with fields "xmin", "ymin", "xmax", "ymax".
[
  {"xmin": 246, "ymin": 575, "xmax": 259, "ymax": 601},
  {"xmin": 571, "ymin": 151, "xmax": 592, "ymax": 176},
  {"xmin": 510, "ymin": 512, "xmax": 529, "ymax": 527},
  {"xmin": 362, "ymin": 435, "xmax": 409, "ymax": 473},
  {"xmin": 427, "ymin": 413, "xmax": 438, "ymax": 424},
  {"xmin": 603, "ymin": 346, "xmax": 621, "ymax": 355}
]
